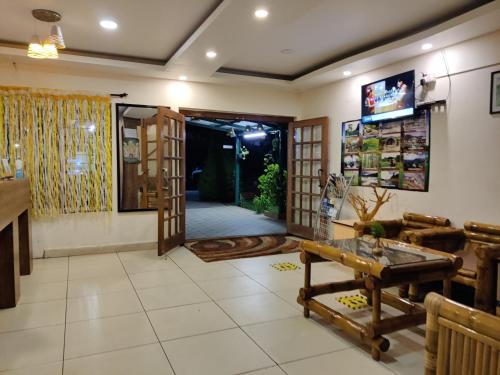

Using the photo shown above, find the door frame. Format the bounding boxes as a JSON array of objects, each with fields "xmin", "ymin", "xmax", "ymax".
[
  {"xmin": 156, "ymin": 107, "xmax": 186, "ymax": 255},
  {"xmin": 287, "ymin": 117, "xmax": 329, "ymax": 239}
]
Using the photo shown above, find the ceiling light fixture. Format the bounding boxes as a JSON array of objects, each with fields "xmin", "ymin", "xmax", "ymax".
[
  {"xmin": 243, "ymin": 131, "xmax": 266, "ymax": 139},
  {"xmin": 343, "ymin": 70, "xmax": 352, "ymax": 76},
  {"xmin": 178, "ymin": 75, "xmax": 187, "ymax": 81},
  {"xmin": 27, "ymin": 35, "xmax": 46, "ymax": 59},
  {"xmin": 28, "ymin": 9, "xmax": 65, "ymax": 59},
  {"xmin": 42, "ymin": 42, "xmax": 59, "ymax": 59},
  {"xmin": 206, "ymin": 50, "xmax": 217, "ymax": 59},
  {"xmin": 255, "ymin": 9, "xmax": 269, "ymax": 18},
  {"xmin": 421, "ymin": 43, "xmax": 433, "ymax": 51},
  {"xmin": 100, "ymin": 19, "xmax": 118, "ymax": 30},
  {"xmin": 47, "ymin": 24, "xmax": 65, "ymax": 49}
]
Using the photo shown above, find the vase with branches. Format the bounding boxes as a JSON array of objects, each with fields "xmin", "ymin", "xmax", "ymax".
[{"xmin": 347, "ymin": 186, "xmax": 394, "ymax": 222}]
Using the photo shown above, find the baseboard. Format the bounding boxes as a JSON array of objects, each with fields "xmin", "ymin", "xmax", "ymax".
[{"xmin": 42, "ymin": 241, "xmax": 157, "ymax": 258}]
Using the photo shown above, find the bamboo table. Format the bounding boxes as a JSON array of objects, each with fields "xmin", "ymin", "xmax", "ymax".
[{"xmin": 298, "ymin": 237, "xmax": 462, "ymax": 361}]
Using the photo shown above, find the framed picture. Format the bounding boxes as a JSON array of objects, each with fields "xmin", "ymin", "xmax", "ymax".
[
  {"xmin": 341, "ymin": 119, "xmax": 362, "ymax": 186},
  {"xmin": 340, "ymin": 108, "xmax": 431, "ymax": 192},
  {"xmin": 491, "ymin": 70, "xmax": 500, "ymax": 114}
]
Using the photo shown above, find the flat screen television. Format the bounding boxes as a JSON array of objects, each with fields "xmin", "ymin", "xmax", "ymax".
[{"xmin": 361, "ymin": 70, "xmax": 415, "ymax": 123}]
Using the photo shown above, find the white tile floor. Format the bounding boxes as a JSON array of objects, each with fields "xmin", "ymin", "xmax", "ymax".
[{"xmin": 0, "ymin": 247, "xmax": 425, "ymax": 374}]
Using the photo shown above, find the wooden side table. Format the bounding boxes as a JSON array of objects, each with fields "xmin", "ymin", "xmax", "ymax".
[
  {"xmin": 0, "ymin": 179, "xmax": 32, "ymax": 308},
  {"xmin": 332, "ymin": 219, "xmax": 356, "ymax": 239}
]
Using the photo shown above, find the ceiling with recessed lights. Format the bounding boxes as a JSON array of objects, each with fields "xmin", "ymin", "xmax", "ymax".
[
  {"xmin": 0, "ymin": 0, "xmax": 499, "ymax": 90},
  {"xmin": 0, "ymin": 0, "xmax": 221, "ymax": 63}
]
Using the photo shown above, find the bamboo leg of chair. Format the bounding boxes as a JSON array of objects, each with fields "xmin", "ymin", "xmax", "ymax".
[
  {"xmin": 475, "ymin": 256, "xmax": 497, "ymax": 314},
  {"xmin": 399, "ymin": 284, "xmax": 409, "ymax": 298},
  {"xmin": 424, "ymin": 305, "xmax": 439, "ymax": 375},
  {"xmin": 408, "ymin": 283, "xmax": 420, "ymax": 302},
  {"xmin": 303, "ymin": 253, "xmax": 311, "ymax": 318},
  {"xmin": 443, "ymin": 278, "xmax": 451, "ymax": 298},
  {"xmin": 370, "ymin": 277, "xmax": 382, "ymax": 361}
]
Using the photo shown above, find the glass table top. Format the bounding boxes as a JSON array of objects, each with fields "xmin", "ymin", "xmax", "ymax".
[{"xmin": 322, "ymin": 237, "xmax": 446, "ymax": 266}]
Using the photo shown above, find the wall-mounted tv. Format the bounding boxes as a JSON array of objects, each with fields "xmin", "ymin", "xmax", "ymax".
[{"xmin": 361, "ymin": 70, "xmax": 415, "ymax": 123}]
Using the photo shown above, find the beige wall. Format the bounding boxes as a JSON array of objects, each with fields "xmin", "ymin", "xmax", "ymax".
[
  {"xmin": 0, "ymin": 64, "xmax": 300, "ymax": 257},
  {"xmin": 299, "ymin": 30, "xmax": 500, "ymax": 226}
]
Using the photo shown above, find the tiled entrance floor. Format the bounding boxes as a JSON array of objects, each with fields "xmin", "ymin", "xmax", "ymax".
[
  {"xmin": 0, "ymin": 248, "xmax": 425, "ymax": 374},
  {"xmin": 186, "ymin": 202, "xmax": 286, "ymax": 240}
]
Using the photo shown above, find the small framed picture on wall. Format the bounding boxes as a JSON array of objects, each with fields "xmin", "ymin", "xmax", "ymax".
[{"xmin": 490, "ymin": 70, "xmax": 500, "ymax": 114}]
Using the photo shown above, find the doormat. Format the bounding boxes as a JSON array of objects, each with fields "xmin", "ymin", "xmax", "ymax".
[
  {"xmin": 185, "ymin": 235, "xmax": 300, "ymax": 262},
  {"xmin": 336, "ymin": 294, "xmax": 369, "ymax": 310},
  {"xmin": 271, "ymin": 262, "xmax": 301, "ymax": 271}
]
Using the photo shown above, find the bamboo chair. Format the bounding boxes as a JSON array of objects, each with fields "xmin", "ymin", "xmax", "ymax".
[
  {"xmin": 411, "ymin": 222, "xmax": 500, "ymax": 314},
  {"xmin": 424, "ymin": 292, "xmax": 500, "ymax": 375},
  {"xmin": 353, "ymin": 212, "xmax": 451, "ymax": 244},
  {"xmin": 354, "ymin": 212, "xmax": 454, "ymax": 300}
]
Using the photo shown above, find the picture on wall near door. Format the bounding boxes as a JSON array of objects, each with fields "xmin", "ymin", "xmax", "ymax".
[
  {"xmin": 490, "ymin": 70, "xmax": 500, "ymax": 114},
  {"xmin": 341, "ymin": 109, "xmax": 431, "ymax": 191},
  {"xmin": 341, "ymin": 119, "xmax": 362, "ymax": 186}
]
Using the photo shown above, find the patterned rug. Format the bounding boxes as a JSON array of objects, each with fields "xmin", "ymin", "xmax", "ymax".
[{"xmin": 185, "ymin": 235, "xmax": 301, "ymax": 262}]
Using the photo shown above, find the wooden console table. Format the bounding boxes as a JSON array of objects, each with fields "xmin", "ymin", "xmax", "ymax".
[
  {"xmin": 0, "ymin": 179, "xmax": 32, "ymax": 308},
  {"xmin": 298, "ymin": 237, "xmax": 462, "ymax": 361},
  {"xmin": 332, "ymin": 219, "xmax": 356, "ymax": 239}
]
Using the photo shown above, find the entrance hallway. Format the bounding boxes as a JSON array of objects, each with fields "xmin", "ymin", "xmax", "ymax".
[{"xmin": 186, "ymin": 192, "xmax": 286, "ymax": 240}]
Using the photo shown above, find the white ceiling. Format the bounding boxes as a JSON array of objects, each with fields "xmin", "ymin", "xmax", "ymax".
[
  {"xmin": 0, "ymin": 0, "xmax": 499, "ymax": 90},
  {"xmin": 0, "ymin": 0, "xmax": 220, "ymax": 61},
  {"xmin": 210, "ymin": 0, "xmax": 484, "ymax": 76}
]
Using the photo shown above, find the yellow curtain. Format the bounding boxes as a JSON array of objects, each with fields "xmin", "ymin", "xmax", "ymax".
[{"xmin": 0, "ymin": 86, "xmax": 112, "ymax": 216}]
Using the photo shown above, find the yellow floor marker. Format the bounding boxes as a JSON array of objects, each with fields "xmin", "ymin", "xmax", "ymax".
[
  {"xmin": 270, "ymin": 262, "xmax": 300, "ymax": 271},
  {"xmin": 336, "ymin": 294, "xmax": 369, "ymax": 310}
]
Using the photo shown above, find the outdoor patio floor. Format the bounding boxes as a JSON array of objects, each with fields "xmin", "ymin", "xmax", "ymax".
[{"xmin": 186, "ymin": 200, "xmax": 287, "ymax": 240}]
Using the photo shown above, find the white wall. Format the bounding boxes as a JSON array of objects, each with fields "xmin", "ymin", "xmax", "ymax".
[
  {"xmin": 299, "ymin": 30, "xmax": 500, "ymax": 227},
  {"xmin": 0, "ymin": 64, "xmax": 300, "ymax": 257},
  {"xmin": 2, "ymin": 29, "xmax": 500, "ymax": 256}
]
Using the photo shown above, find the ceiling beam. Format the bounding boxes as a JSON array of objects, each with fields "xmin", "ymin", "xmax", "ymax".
[
  {"xmin": 164, "ymin": 0, "xmax": 231, "ymax": 69},
  {"xmin": 179, "ymin": 108, "xmax": 294, "ymax": 125}
]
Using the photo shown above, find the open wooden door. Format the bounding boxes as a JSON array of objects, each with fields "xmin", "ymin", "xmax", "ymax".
[
  {"xmin": 156, "ymin": 107, "xmax": 186, "ymax": 255},
  {"xmin": 287, "ymin": 117, "xmax": 329, "ymax": 239}
]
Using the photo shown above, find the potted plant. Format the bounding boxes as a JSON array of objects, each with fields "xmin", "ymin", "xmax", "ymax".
[
  {"xmin": 370, "ymin": 221, "xmax": 386, "ymax": 257},
  {"xmin": 253, "ymin": 161, "xmax": 286, "ymax": 219}
]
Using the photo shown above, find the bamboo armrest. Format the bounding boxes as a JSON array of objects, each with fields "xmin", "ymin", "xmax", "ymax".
[{"xmin": 407, "ymin": 227, "xmax": 464, "ymax": 247}]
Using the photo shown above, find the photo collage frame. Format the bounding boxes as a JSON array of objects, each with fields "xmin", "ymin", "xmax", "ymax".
[{"xmin": 341, "ymin": 109, "xmax": 430, "ymax": 191}]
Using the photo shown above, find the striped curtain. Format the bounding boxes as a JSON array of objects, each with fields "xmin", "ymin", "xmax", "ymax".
[{"xmin": 0, "ymin": 86, "xmax": 112, "ymax": 216}]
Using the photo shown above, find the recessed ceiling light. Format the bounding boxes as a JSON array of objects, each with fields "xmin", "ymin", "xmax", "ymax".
[
  {"xmin": 206, "ymin": 50, "xmax": 217, "ymax": 59},
  {"xmin": 343, "ymin": 70, "xmax": 352, "ymax": 76},
  {"xmin": 421, "ymin": 43, "xmax": 433, "ymax": 51},
  {"xmin": 100, "ymin": 19, "xmax": 118, "ymax": 30},
  {"xmin": 255, "ymin": 9, "xmax": 269, "ymax": 18},
  {"xmin": 179, "ymin": 75, "xmax": 187, "ymax": 81}
]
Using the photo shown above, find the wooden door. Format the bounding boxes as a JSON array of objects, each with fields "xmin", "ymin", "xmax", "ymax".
[
  {"xmin": 287, "ymin": 117, "xmax": 329, "ymax": 239},
  {"xmin": 156, "ymin": 107, "xmax": 186, "ymax": 255}
]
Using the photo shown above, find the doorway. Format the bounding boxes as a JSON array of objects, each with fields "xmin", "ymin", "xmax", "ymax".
[{"xmin": 180, "ymin": 109, "xmax": 293, "ymax": 240}]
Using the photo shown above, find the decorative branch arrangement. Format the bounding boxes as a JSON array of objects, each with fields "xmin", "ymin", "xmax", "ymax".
[{"xmin": 347, "ymin": 186, "xmax": 394, "ymax": 222}]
